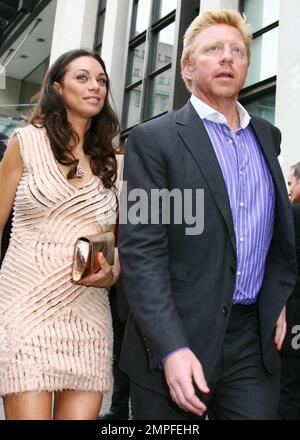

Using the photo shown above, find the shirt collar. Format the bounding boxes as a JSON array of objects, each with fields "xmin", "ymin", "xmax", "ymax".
[{"xmin": 190, "ymin": 94, "xmax": 251, "ymax": 130}]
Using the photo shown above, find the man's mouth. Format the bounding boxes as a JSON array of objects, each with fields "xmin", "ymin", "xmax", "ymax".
[{"xmin": 215, "ymin": 72, "xmax": 234, "ymax": 79}]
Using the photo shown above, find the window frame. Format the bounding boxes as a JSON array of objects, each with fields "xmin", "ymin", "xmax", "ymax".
[
  {"xmin": 94, "ymin": 0, "xmax": 107, "ymax": 55},
  {"xmin": 239, "ymin": 0, "xmax": 279, "ymax": 121}
]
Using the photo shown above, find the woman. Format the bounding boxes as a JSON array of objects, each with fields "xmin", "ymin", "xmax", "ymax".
[{"xmin": 0, "ymin": 49, "xmax": 122, "ymax": 420}]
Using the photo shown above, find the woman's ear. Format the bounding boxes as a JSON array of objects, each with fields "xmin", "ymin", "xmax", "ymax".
[{"xmin": 52, "ymin": 82, "xmax": 61, "ymax": 94}]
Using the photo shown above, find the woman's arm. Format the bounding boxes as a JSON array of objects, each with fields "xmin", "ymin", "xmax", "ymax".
[{"xmin": 0, "ymin": 136, "xmax": 23, "ymax": 259}]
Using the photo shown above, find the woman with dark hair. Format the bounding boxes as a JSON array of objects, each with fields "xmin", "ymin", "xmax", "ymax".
[{"xmin": 0, "ymin": 49, "xmax": 123, "ymax": 419}]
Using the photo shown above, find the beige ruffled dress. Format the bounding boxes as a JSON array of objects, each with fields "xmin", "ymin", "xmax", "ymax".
[{"xmin": 0, "ymin": 125, "xmax": 123, "ymax": 396}]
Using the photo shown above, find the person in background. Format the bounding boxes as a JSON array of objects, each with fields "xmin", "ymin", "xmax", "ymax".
[
  {"xmin": 0, "ymin": 49, "xmax": 122, "ymax": 420},
  {"xmin": 119, "ymin": 9, "xmax": 296, "ymax": 420},
  {"xmin": 279, "ymin": 162, "xmax": 300, "ymax": 419},
  {"xmin": 0, "ymin": 133, "xmax": 12, "ymax": 266},
  {"xmin": 99, "ymin": 279, "xmax": 130, "ymax": 420}
]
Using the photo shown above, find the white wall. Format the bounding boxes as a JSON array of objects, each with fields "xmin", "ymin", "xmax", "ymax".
[
  {"xmin": 50, "ymin": 0, "xmax": 99, "ymax": 64},
  {"xmin": 275, "ymin": 0, "xmax": 300, "ymax": 178},
  {"xmin": 200, "ymin": 0, "xmax": 239, "ymax": 11},
  {"xmin": 0, "ymin": 77, "xmax": 22, "ymax": 105},
  {"xmin": 101, "ymin": 0, "xmax": 132, "ymax": 120}
]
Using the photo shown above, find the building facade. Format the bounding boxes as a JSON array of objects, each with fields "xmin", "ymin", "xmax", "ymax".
[{"xmin": 0, "ymin": 0, "xmax": 299, "ymax": 177}]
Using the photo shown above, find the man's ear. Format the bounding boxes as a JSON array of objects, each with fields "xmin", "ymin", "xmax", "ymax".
[
  {"xmin": 181, "ymin": 60, "xmax": 193, "ymax": 80},
  {"xmin": 52, "ymin": 81, "xmax": 61, "ymax": 94}
]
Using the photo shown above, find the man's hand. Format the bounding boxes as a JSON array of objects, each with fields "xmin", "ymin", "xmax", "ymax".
[
  {"xmin": 163, "ymin": 349, "xmax": 210, "ymax": 416},
  {"xmin": 274, "ymin": 305, "xmax": 287, "ymax": 351}
]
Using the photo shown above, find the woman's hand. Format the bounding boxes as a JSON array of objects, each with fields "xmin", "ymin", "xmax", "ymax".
[{"xmin": 78, "ymin": 249, "xmax": 120, "ymax": 288}]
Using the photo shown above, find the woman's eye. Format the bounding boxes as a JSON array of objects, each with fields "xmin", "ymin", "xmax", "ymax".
[
  {"xmin": 77, "ymin": 74, "xmax": 87, "ymax": 80},
  {"xmin": 98, "ymin": 78, "xmax": 107, "ymax": 85}
]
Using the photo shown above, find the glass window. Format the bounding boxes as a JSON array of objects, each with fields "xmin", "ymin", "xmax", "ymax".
[
  {"xmin": 128, "ymin": 42, "xmax": 146, "ymax": 85},
  {"xmin": 94, "ymin": 0, "xmax": 107, "ymax": 53},
  {"xmin": 158, "ymin": 0, "xmax": 177, "ymax": 19},
  {"xmin": 133, "ymin": 0, "xmax": 151, "ymax": 36},
  {"xmin": 153, "ymin": 21, "xmax": 175, "ymax": 70},
  {"xmin": 148, "ymin": 68, "xmax": 172, "ymax": 118},
  {"xmin": 244, "ymin": 0, "xmax": 280, "ymax": 33},
  {"xmin": 245, "ymin": 27, "xmax": 278, "ymax": 87},
  {"xmin": 124, "ymin": 86, "xmax": 143, "ymax": 128},
  {"xmin": 95, "ymin": 13, "xmax": 105, "ymax": 48},
  {"xmin": 242, "ymin": 91, "xmax": 275, "ymax": 124}
]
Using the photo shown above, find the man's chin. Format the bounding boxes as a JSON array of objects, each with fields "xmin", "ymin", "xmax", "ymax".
[{"xmin": 211, "ymin": 85, "xmax": 240, "ymax": 99}]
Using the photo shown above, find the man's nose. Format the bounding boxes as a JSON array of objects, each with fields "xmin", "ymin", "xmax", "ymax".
[{"xmin": 220, "ymin": 47, "xmax": 233, "ymax": 63}]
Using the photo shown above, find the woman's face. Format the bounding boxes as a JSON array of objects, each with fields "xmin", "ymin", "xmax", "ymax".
[{"xmin": 54, "ymin": 55, "xmax": 107, "ymax": 121}]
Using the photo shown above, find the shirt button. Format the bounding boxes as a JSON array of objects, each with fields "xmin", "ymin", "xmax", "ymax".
[
  {"xmin": 229, "ymin": 139, "xmax": 233, "ymax": 144},
  {"xmin": 239, "ymin": 171, "xmax": 244, "ymax": 176},
  {"xmin": 237, "ymin": 271, "xmax": 241, "ymax": 276},
  {"xmin": 240, "ymin": 237, "xmax": 244, "ymax": 242},
  {"xmin": 240, "ymin": 202, "xmax": 245, "ymax": 207}
]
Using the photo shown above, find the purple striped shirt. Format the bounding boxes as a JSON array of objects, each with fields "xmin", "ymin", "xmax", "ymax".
[{"xmin": 191, "ymin": 97, "xmax": 275, "ymax": 304}]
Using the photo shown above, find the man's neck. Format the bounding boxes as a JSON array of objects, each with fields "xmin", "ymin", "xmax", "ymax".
[{"xmin": 194, "ymin": 93, "xmax": 240, "ymax": 134}]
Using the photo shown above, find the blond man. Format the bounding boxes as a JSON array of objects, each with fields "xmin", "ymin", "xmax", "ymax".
[{"xmin": 119, "ymin": 9, "xmax": 296, "ymax": 420}]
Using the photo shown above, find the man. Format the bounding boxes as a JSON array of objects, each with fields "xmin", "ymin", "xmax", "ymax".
[
  {"xmin": 279, "ymin": 163, "xmax": 300, "ymax": 419},
  {"xmin": 119, "ymin": 9, "xmax": 297, "ymax": 420}
]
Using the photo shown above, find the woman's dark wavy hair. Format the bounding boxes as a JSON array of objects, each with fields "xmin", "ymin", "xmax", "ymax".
[{"xmin": 30, "ymin": 49, "xmax": 120, "ymax": 188}]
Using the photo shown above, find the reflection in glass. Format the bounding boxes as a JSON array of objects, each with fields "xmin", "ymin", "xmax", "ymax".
[
  {"xmin": 149, "ymin": 69, "xmax": 171, "ymax": 118},
  {"xmin": 134, "ymin": 0, "xmax": 151, "ymax": 36},
  {"xmin": 159, "ymin": 0, "xmax": 177, "ymax": 19},
  {"xmin": 124, "ymin": 86, "xmax": 143, "ymax": 128},
  {"xmin": 154, "ymin": 22, "xmax": 175, "ymax": 71},
  {"xmin": 242, "ymin": 92, "xmax": 275, "ymax": 124},
  {"xmin": 244, "ymin": 0, "xmax": 279, "ymax": 33},
  {"xmin": 128, "ymin": 42, "xmax": 146, "ymax": 85},
  {"xmin": 245, "ymin": 27, "xmax": 278, "ymax": 88}
]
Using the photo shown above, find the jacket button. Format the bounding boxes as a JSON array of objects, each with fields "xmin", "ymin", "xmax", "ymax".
[
  {"xmin": 223, "ymin": 306, "xmax": 229, "ymax": 315},
  {"xmin": 230, "ymin": 266, "xmax": 236, "ymax": 275}
]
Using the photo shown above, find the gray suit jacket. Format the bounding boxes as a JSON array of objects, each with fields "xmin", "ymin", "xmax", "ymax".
[{"xmin": 119, "ymin": 101, "xmax": 297, "ymax": 396}]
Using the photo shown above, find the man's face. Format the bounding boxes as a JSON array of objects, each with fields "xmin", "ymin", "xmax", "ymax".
[
  {"xmin": 182, "ymin": 24, "xmax": 249, "ymax": 104},
  {"xmin": 288, "ymin": 171, "xmax": 300, "ymax": 204}
]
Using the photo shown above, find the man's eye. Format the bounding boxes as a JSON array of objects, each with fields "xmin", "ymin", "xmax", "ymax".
[
  {"xmin": 233, "ymin": 47, "xmax": 242, "ymax": 54},
  {"xmin": 209, "ymin": 46, "xmax": 219, "ymax": 52}
]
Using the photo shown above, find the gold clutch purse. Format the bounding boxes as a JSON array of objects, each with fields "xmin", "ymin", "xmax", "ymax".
[{"xmin": 72, "ymin": 231, "xmax": 115, "ymax": 282}]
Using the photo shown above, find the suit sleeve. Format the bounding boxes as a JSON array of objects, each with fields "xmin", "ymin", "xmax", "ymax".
[{"xmin": 118, "ymin": 124, "xmax": 189, "ymax": 366}]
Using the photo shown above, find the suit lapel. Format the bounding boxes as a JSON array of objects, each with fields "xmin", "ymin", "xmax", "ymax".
[
  {"xmin": 176, "ymin": 102, "xmax": 237, "ymax": 254},
  {"xmin": 250, "ymin": 116, "xmax": 287, "ymax": 203}
]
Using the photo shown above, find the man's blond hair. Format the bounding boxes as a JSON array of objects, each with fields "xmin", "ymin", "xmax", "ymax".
[{"xmin": 181, "ymin": 9, "xmax": 252, "ymax": 91}]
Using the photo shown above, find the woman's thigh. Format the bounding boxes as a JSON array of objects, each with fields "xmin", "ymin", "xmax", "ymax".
[
  {"xmin": 53, "ymin": 390, "xmax": 103, "ymax": 420},
  {"xmin": 4, "ymin": 391, "xmax": 53, "ymax": 420}
]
